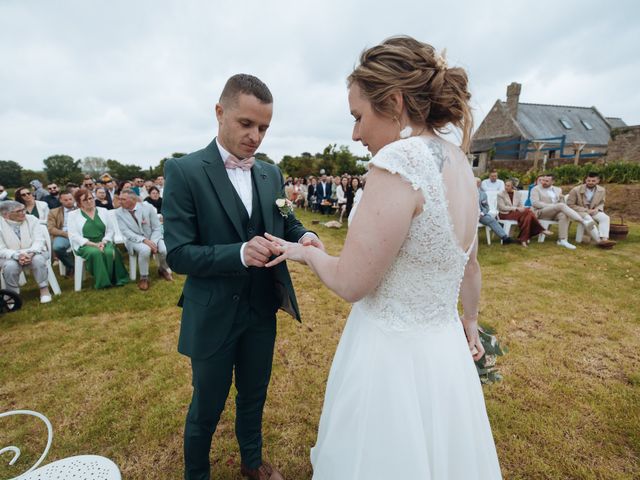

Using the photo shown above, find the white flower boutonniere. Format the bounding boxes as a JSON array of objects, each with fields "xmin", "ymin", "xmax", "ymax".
[{"xmin": 275, "ymin": 198, "xmax": 293, "ymax": 218}]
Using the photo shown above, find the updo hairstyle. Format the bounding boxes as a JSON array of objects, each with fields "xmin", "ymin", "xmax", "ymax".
[{"xmin": 348, "ymin": 36, "xmax": 473, "ymax": 152}]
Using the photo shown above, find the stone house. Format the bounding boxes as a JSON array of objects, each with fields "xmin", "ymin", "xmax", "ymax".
[{"xmin": 470, "ymin": 82, "xmax": 627, "ymax": 172}]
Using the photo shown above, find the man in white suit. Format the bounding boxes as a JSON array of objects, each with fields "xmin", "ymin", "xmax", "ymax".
[{"xmin": 116, "ymin": 189, "xmax": 172, "ymax": 290}]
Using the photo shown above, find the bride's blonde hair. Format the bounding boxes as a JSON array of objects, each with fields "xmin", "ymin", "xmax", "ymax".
[{"xmin": 348, "ymin": 36, "xmax": 473, "ymax": 152}]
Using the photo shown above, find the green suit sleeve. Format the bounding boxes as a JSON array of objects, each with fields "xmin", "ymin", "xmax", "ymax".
[{"xmin": 163, "ymin": 158, "xmax": 245, "ymax": 277}]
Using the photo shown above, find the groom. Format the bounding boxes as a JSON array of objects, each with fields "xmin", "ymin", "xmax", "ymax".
[{"xmin": 163, "ymin": 74, "xmax": 322, "ymax": 480}]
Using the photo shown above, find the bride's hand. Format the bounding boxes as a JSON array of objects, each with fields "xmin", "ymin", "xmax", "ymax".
[
  {"xmin": 462, "ymin": 316, "xmax": 485, "ymax": 361},
  {"xmin": 264, "ymin": 233, "xmax": 309, "ymax": 267}
]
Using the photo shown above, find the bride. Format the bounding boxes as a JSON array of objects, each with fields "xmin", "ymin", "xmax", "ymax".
[{"xmin": 267, "ymin": 36, "xmax": 502, "ymax": 479}]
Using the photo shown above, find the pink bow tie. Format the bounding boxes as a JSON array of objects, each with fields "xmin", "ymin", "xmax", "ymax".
[{"xmin": 224, "ymin": 155, "xmax": 255, "ymax": 171}]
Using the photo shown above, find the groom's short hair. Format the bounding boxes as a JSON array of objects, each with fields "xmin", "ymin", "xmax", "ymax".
[{"xmin": 219, "ymin": 74, "xmax": 273, "ymax": 106}]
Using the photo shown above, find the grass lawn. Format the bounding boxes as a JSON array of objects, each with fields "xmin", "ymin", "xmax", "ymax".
[{"xmin": 1, "ymin": 209, "xmax": 639, "ymax": 479}]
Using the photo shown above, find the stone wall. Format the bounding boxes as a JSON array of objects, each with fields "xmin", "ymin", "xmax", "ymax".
[
  {"xmin": 471, "ymin": 101, "xmax": 519, "ymax": 146},
  {"xmin": 605, "ymin": 126, "xmax": 640, "ymax": 163}
]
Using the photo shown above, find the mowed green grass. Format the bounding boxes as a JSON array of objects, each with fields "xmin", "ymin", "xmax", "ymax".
[{"xmin": 1, "ymin": 209, "xmax": 639, "ymax": 479}]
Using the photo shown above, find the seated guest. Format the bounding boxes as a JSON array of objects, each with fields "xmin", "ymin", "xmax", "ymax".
[
  {"xmin": 154, "ymin": 175, "xmax": 164, "ymax": 197},
  {"xmin": 0, "ymin": 201, "xmax": 52, "ymax": 303},
  {"xmin": 116, "ymin": 189, "xmax": 172, "ymax": 290},
  {"xmin": 30, "ymin": 180, "xmax": 48, "ymax": 201},
  {"xmin": 82, "ymin": 176, "xmax": 96, "ymax": 195},
  {"xmin": 336, "ymin": 176, "xmax": 349, "ymax": 222},
  {"xmin": 43, "ymin": 183, "xmax": 62, "ymax": 209},
  {"xmin": 531, "ymin": 174, "xmax": 596, "ymax": 250},
  {"xmin": 94, "ymin": 187, "xmax": 113, "ymax": 209},
  {"xmin": 0, "ymin": 185, "xmax": 7, "ymax": 201},
  {"xmin": 143, "ymin": 186, "xmax": 163, "ymax": 214},
  {"xmin": 15, "ymin": 186, "xmax": 49, "ymax": 225},
  {"xmin": 567, "ymin": 173, "xmax": 615, "ymax": 248},
  {"xmin": 316, "ymin": 174, "xmax": 332, "ymax": 214},
  {"xmin": 498, "ymin": 180, "xmax": 551, "ymax": 247},
  {"xmin": 47, "ymin": 191, "xmax": 77, "ymax": 277},
  {"xmin": 307, "ymin": 177, "xmax": 318, "ymax": 212},
  {"xmin": 481, "ymin": 169, "xmax": 505, "ymax": 193},
  {"xmin": 477, "ymin": 178, "xmax": 514, "ymax": 244},
  {"xmin": 68, "ymin": 188, "xmax": 129, "ymax": 289},
  {"xmin": 346, "ymin": 177, "xmax": 364, "ymax": 224}
]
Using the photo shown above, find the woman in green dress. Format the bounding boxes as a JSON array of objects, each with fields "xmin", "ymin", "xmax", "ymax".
[{"xmin": 68, "ymin": 188, "xmax": 129, "ymax": 289}]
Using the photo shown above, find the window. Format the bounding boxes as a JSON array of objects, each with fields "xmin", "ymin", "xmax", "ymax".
[
  {"xmin": 581, "ymin": 120, "xmax": 593, "ymax": 130},
  {"xmin": 559, "ymin": 118, "xmax": 572, "ymax": 129}
]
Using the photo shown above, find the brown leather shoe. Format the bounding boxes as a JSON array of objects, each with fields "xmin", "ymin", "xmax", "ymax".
[
  {"xmin": 240, "ymin": 462, "xmax": 284, "ymax": 480},
  {"xmin": 138, "ymin": 278, "xmax": 149, "ymax": 290},
  {"xmin": 596, "ymin": 239, "xmax": 616, "ymax": 249},
  {"xmin": 158, "ymin": 268, "xmax": 173, "ymax": 281}
]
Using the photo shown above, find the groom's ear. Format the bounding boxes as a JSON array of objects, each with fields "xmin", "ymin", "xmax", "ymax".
[{"xmin": 215, "ymin": 103, "xmax": 224, "ymax": 123}]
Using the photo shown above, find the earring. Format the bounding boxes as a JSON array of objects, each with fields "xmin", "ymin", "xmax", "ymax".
[
  {"xmin": 394, "ymin": 116, "xmax": 413, "ymax": 139},
  {"xmin": 399, "ymin": 125, "xmax": 413, "ymax": 139}
]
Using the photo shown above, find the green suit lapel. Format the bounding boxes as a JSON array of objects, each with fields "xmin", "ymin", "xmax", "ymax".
[
  {"xmin": 201, "ymin": 140, "xmax": 246, "ymax": 241},
  {"xmin": 251, "ymin": 161, "xmax": 275, "ymax": 234}
]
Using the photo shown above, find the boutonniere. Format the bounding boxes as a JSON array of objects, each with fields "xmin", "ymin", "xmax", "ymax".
[{"xmin": 275, "ymin": 198, "xmax": 293, "ymax": 218}]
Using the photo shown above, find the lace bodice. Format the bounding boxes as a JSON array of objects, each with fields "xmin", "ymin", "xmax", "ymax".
[{"xmin": 353, "ymin": 136, "xmax": 472, "ymax": 331}]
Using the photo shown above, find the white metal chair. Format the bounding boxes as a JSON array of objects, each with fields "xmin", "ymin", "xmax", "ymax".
[{"xmin": 1, "ymin": 410, "xmax": 121, "ymax": 480}]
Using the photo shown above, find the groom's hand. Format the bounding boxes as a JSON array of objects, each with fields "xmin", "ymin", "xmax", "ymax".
[
  {"xmin": 244, "ymin": 236, "xmax": 282, "ymax": 268},
  {"xmin": 300, "ymin": 233, "xmax": 325, "ymax": 252}
]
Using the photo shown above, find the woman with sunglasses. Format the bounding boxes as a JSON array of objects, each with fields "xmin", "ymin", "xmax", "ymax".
[
  {"xmin": 68, "ymin": 188, "xmax": 129, "ymax": 289},
  {"xmin": 14, "ymin": 186, "xmax": 49, "ymax": 226}
]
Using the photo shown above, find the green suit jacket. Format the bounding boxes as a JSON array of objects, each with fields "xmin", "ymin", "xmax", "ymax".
[{"xmin": 163, "ymin": 138, "xmax": 310, "ymax": 359}]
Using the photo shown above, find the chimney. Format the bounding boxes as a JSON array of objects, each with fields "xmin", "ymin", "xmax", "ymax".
[{"xmin": 506, "ymin": 82, "xmax": 521, "ymax": 118}]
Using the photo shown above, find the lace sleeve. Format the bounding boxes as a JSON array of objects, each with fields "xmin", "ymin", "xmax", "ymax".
[{"xmin": 368, "ymin": 138, "xmax": 426, "ymax": 191}]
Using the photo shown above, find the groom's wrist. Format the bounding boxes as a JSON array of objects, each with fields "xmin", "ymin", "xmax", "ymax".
[{"xmin": 239, "ymin": 242, "xmax": 248, "ymax": 268}]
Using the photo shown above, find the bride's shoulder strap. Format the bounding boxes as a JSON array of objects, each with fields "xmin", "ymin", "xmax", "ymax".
[{"xmin": 368, "ymin": 137, "xmax": 435, "ymax": 191}]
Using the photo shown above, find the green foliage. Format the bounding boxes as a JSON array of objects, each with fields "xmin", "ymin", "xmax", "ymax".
[
  {"xmin": 255, "ymin": 152, "xmax": 275, "ymax": 164},
  {"xmin": 278, "ymin": 144, "xmax": 368, "ymax": 178},
  {"xmin": 0, "ymin": 160, "xmax": 23, "ymax": 187},
  {"xmin": 106, "ymin": 159, "xmax": 143, "ymax": 181},
  {"xmin": 20, "ymin": 169, "xmax": 48, "ymax": 186},
  {"xmin": 486, "ymin": 162, "xmax": 640, "ymax": 186},
  {"xmin": 43, "ymin": 154, "xmax": 83, "ymax": 185}
]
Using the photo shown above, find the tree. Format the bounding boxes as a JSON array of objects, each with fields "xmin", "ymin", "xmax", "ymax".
[
  {"xmin": 278, "ymin": 155, "xmax": 317, "ymax": 178},
  {"xmin": 81, "ymin": 157, "xmax": 108, "ymax": 178},
  {"xmin": 21, "ymin": 169, "xmax": 48, "ymax": 187},
  {"xmin": 43, "ymin": 155, "xmax": 83, "ymax": 185},
  {"xmin": 255, "ymin": 152, "xmax": 274, "ymax": 165},
  {"xmin": 105, "ymin": 159, "xmax": 143, "ymax": 181},
  {"xmin": 0, "ymin": 160, "xmax": 23, "ymax": 187}
]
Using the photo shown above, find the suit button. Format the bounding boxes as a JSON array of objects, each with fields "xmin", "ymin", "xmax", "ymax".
[
  {"xmin": 247, "ymin": 227, "xmax": 255, "ymax": 236},
  {"xmin": 232, "ymin": 294, "xmax": 240, "ymax": 301}
]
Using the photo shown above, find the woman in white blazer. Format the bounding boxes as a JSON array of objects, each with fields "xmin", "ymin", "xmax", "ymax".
[
  {"xmin": 14, "ymin": 186, "xmax": 49, "ymax": 225},
  {"xmin": 68, "ymin": 188, "xmax": 129, "ymax": 289}
]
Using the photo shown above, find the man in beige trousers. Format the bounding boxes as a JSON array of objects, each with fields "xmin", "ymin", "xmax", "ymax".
[
  {"xmin": 567, "ymin": 172, "xmax": 615, "ymax": 248},
  {"xmin": 531, "ymin": 174, "xmax": 593, "ymax": 250}
]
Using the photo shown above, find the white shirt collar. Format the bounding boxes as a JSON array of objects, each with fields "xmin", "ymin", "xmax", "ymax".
[{"xmin": 216, "ymin": 138, "xmax": 232, "ymax": 163}]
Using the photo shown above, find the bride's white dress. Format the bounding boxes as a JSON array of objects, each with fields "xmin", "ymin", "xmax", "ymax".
[{"xmin": 311, "ymin": 136, "xmax": 502, "ymax": 479}]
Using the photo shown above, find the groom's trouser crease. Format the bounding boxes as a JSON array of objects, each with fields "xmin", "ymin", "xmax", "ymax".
[{"xmin": 185, "ymin": 304, "xmax": 277, "ymax": 479}]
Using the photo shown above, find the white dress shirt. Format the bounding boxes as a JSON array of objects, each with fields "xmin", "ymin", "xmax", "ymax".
[
  {"xmin": 481, "ymin": 178, "xmax": 505, "ymax": 192},
  {"xmin": 217, "ymin": 139, "xmax": 253, "ymax": 217},
  {"xmin": 216, "ymin": 139, "xmax": 317, "ymax": 268}
]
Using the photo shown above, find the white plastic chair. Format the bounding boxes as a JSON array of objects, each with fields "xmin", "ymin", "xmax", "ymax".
[
  {"xmin": 1, "ymin": 410, "xmax": 121, "ymax": 480},
  {"xmin": 478, "ymin": 191, "xmax": 500, "ymax": 245}
]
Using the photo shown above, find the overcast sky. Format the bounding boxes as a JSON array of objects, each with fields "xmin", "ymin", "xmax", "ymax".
[{"xmin": 1, "ymin": 0, "xmax": 639, "ymax": 171}]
